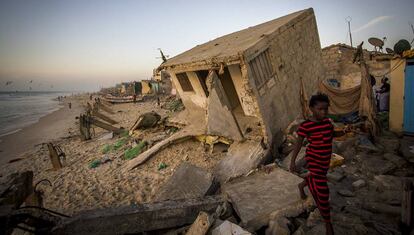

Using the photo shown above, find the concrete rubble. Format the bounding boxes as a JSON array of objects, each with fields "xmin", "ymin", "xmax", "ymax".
[
  {"xmin": 155, "ymin": 162, "xmax": 217, "ymax": 201},
  {"xmin": 2, "ymin": 7, "xmax": 414, "ymax": 235}
]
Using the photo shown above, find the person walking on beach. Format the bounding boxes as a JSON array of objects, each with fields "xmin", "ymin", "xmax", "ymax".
[
  {"xmin": 68, "ymin": 102, "xmax": 72, "ymax": 109},
  {"xmin": 290, "ymin": 93, "xmax": 347, "ymax": 235}
]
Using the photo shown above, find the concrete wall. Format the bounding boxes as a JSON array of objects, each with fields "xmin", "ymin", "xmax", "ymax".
[
  {"xmin": 170, "ymin": 71, "xmax": 208, "ymax": 109},
  {"xmin": 321, "ymin": 44, "xmax": 391, "ymax": 88},
  {"xmin": 389, "ymin": 58, "xmax": 406, "ymax": 133},
  {"xmin": 244, "ymin": 10, "xmax": 323, "ymax": 144},
  {"xmin": 227, "ymin": 64, "xmax": 258, "ymax": 117}
]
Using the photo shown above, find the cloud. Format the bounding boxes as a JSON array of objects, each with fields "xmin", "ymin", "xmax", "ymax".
[{"xmin": 353, "ymin": 15, "xmax": 393, "ymax": 33}]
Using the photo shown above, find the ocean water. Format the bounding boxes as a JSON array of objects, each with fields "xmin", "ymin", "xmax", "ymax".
[{"xmin": 0, "ymin": 91, "xmax": 70, "ymax": 137}]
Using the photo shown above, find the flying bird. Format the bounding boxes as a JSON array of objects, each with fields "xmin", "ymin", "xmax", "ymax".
[
  {"xmin": 5, "ymin": 81, "xmax": 13, "ymax": 86},
  {"xmin": 28, "ymin": 80, "xmax": 33, "ymax": 83}
]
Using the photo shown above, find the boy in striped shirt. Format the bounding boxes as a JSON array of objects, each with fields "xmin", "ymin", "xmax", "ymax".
[{"xmin": 290, "ymin": 93, "xmax": 343, "ymax": 235}]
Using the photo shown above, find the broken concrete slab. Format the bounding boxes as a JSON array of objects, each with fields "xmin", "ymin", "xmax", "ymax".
[
  {"xmin": 222, "ymin": 167, "xmax": 304, "ymax": 230},
  {"xmin": 373, "ymin": 175, "xmax": 404, "ymax": 191},
  {"xmin": 52, "ymin": 196, "xmax": 225, "ymax": 235},
  {"xmin": 206, "ymin": 71, "xmax": 243, "ymax": 141},
  {"xmin": 280, "ymin": 147, "xmax": 306, "ymax": 170},
  {"xmin": 352, "ymin": 179, "xmax": 366, "ymax": 190},
  {"xmin": 267, "ymin": 196, "xmax": 314, "ymax": 235},
  {"xmin": 399, "ymin": 137, "xmax": 414, "ymax": 163},
  {"xmin": 361, "ymin": 202, "xmax": 400, "ymax": 216},
  {"xmin": 382, "ymin": 153, "xmax": 407, "ymax": 168},
  {"xmin": 155, "ymin": 162, "xmax": 216, "ymax": 201},
  {"xmin": 129, "ymin": 112, "xmax": 161, "ymax": 135},
  {"xmin": 213, "ymin": 140, "xmax": 268, "ymax": 183},
  {"xmin": 0, "ymin": 171, "xmax": 33, "ymax": 208},
  {"xmin": 377, "ymin": 136, "xmax": 400, "ymax": 153},
  {"xmin": 327, "ymin": 169, "xmax": 345, "ymax": 182},
  {"xmin": 211, "ymin": 220, "xmax": 252, "ymax": 235},
  {"xmin": 361, "ymin": 156, "xmax": 396, "ymax": 175},
  {"xmin": 337, "ymin": 189, "xmax": 355, "ymax": 197}
]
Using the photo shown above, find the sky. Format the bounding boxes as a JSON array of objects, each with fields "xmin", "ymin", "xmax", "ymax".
[{"xmin": 0, "ymin": 0, "xmax": 413, "ymax": 92}]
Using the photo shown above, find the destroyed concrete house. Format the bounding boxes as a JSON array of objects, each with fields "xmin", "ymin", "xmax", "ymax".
[
  {"xmin": 158, "ymin": 8, "xmax": 323, "ymax": 145},
  {"xmin": 321, "ymin": 43, "xmax": 391, "ymax": 89},
  {"xmin": 319, "ymin": 43, "xmax": 392, "ymax": 115}
]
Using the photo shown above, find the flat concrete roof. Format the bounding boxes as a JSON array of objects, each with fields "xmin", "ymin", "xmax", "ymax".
[{"xmin": 161, "ymin": 8, "xmax": 311, "ymax": 69}]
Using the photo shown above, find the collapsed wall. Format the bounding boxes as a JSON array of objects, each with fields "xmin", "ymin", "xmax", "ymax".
[
  {"xmin": 321, "ymin": 44, "xmax": 391, "ymax": 89},
  {"xmin": 247, "ymin": 9, "xmax": 323, "ymax": 145}
]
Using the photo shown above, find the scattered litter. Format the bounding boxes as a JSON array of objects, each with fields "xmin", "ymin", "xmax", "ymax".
[
  {"xmin": 162, "ymin": 98, "xmax": 184, "ymax": 112},
  {"xmin": 89, "ymin": 159, "xmax": 101, "ymax": 169},
  {"xmin": 158, "ymin": 162, "xmax": 168, "ymax": 170},
  {"xmin": 330, "ymin": 153, "xmax": 345, "ymax": 169},
  {"xmin": 89, "ymin": 156, "xmax": 112, "ymax": 168}
]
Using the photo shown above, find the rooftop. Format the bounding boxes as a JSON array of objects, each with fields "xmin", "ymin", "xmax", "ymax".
[{"xmin": 161, "ymin": 8, "xmax": 312, "ymax": 69}]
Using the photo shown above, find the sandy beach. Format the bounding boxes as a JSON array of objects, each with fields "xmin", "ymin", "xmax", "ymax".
[
  {"xmin": 0, "ymin": 95, "xmax": 226, "ymax": 215},
  {"xmin": 0, "ymin": 96, "xmax": 83, "ymax": 165}
]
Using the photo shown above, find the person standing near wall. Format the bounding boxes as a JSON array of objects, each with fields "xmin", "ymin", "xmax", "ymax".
[{"xmin": 377, "ymin": 77, "xmax": 390, "ymax": 112}]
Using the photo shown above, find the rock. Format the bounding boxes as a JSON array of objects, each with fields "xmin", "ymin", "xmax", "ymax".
[
  {"xmin": 337, "ymin": 189, "xmax": 355, "ymax": 197},
  {"xmin": 378, "ymin": 190, "xmax": 402, "ymax": 206},
  {"xmin": 211, "ymin": 220, "xmax": 252, "ymax": 235},
  {"xmin": 382, "ymin": 153, "xmax": 407, "ymax": 168},
  {"xmin": 377, "ymin": 137, "xmax": 400, "ymax": 153},
  {"xmin": 352, "ymin": 179, "xmax": 366, "ymax": 189},
  {"xmin": 306, "ymin": 209, "xmax": 322, "ymax": 228},
  {"xmin": 155, "ymin": 162, "xmax": 216, "ymax": 201},
  {"xmin": 214, "ymin": 140, "xmax": 267, "ymax": 183},
  {"xmin": 130, "ymin": 112, "xmax": 161, "ymax": 131},
  {"xmin": 292, "ymin": 226, "xmax": 306, "ymax": 235},
  {"xmin": 362, "ymin": 202, "xmax": 400, "ymax": 215},
  {"xmin": 280, "ymin": 147, "xmax": 306, "ymax": 170},
  {"xmin": 222, "ymin": 168, "xmax": 304, "ymax": 231},
  {"xmin": 361, "ymin": 156, "xmax": 396, "ymax": 175},
  {"xmin": 373, "ymin": 175, "xmax": 402, "ymax": 191},
  {"xmin": 333, "ymin": 137, "xmax": 357, "ymax": 155},
  {"xmin": 342, "ymin": 164, "xmax": 359, "ymax": 175},
  {"xmin": 266, "ymin": 217, "xmax": 291, "ymax": 235},
  {"xmin": 357, "ymin": 135, "xmax": 382, "ymax": 153},
  {"xmin": 341, "ymin": 147, "xmax": 357, "ymax": 162},
  {"xmin": 306, "ymin": 224, "xmax": 325, "ymax": 235},
  {"xmin": 327, "ymin": 170, "xmax": 345, "ymax": 182},
  {"xmin": 400, "ymin": 137, "xmax": 414, "ymax": 163}
]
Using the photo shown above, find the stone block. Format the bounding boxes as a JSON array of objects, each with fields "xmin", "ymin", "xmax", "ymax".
[
  {"xmin": 155, "ymin": 162, "xmax": 216, "ymax": 201},
  {"xmin": 352, "ymin": 179, "xmax": 366, "ymax": 189},
  {"xmin": 213, "ymin": 140, "xmax": 267, "ymax": 183},
  {"xmin": 222, "ymin": 168, "xmax": 303, "ymax": 230}
]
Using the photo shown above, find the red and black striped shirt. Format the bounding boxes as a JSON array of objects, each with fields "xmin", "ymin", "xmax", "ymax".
[{"xmin": 297, "ymin": 118, "xmax": 334, "ymax": 176}]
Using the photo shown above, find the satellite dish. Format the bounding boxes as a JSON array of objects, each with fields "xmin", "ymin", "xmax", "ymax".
[
  {"xmin": 386, "ymin": 48, "xmax": 394, "ymax": 54},
  {"xmin": 368, "ymin": 37, "xmax": 384, "ymax": 48}
]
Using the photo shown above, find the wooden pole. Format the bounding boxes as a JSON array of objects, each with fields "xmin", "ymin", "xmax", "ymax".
[
  {"xmin": 402, "ymin": 180, "xmax": 413, "ymax": 235},
  {"xmin": 47, "ymin": 143, "xmax": 62, "ymax": 170}
]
